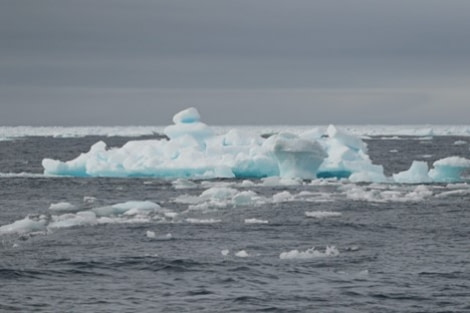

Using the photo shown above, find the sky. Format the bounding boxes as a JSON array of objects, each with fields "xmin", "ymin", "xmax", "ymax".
[{"xmin": 1, "ymin": 0, "xmax": 470, "ymax": 126}]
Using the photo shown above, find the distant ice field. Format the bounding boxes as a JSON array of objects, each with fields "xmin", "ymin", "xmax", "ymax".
[{"xmin": 2, "ymin": 124, "xmax": 470, "ymax": 139}]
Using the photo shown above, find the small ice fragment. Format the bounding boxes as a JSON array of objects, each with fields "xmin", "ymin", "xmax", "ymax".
[
  {"xmin": 240, "ymin": 180, "xmax": 255, "ymax": 187},
  {"xmin": 280, "ymin": 246, "xmax": 339, "ymax": 259},
  {"xmin": 244, "ymin": 218, "xmax": 269, "ymax": 224},
  {"xmin": 172, "ymin": 179, "xmax": 198, "ymax": 189},
  {"xmin": 164, "ymin": 212, "xmax": 178, "ymax": 218},
  {"xmin": 185, "ymin": 218, "xmax": 221, "ymax": 224},
  {"xmin": 272, "ymin": 191, "xmax": 293, "ymax": 202},
  {"xmin": 454, "ymin": 140, "xmax": 467, "ymax": 145},
  {"xmin": 146, "ymin": 231, "xmax": 156, "ymax": 238},
  {"xmin": 221, "ymin": 249, "xmax": 230, "ymax": 256},
  {"xmin": 346, "ymin": 245, "xmax": 360, "ymax": 251},
  {"xmin": 83, "ymin": 196, "xmax": 96, "ymax": 204},
  {"xmin": 235, "ymin": 250, "xmax": 249, "ymax": 258},
  {"xmin": 48, "ymin": 211, "xmax": 97, "ymax": 229},
  {"xmin": 305, "ymin": 211, "xmax": 342, "ymax": 218},
  {"xmin": 49, "ymin": 202, "xmax": 77, "ymax": 213}
]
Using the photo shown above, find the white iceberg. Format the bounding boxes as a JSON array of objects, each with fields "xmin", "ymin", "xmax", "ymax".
[
  {"xmin": 41, "ymin": 107, "xmax": 470, "ymax": 184},
  {"xmin": 393, "ymin": 161, "xmax": 432, "ymax": 184},
  {"xmin": 42, "ymin": 107, "xmax": 384, "ymax": 180},
  {"xmin": 429, "ymin": 157, "xmax": 470, "ymax": 183}
]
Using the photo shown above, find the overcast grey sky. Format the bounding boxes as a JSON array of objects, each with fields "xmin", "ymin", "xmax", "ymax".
[{"xmin": 1, "ymin": 0, "xmax": 470, "ymax": 125}]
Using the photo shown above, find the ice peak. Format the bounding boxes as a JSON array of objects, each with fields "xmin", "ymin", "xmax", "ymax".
[{"xmin": 172, "ymin": 107, "xmax": 201, "ymax": 124}]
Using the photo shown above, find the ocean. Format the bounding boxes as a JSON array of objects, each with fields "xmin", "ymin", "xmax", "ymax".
[{"xmin": 1, "ymin": 131, "xmax": 469, "ymax": 312}]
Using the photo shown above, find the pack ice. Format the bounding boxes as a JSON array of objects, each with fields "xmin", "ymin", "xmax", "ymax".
[{"xmin": 42, "ymin": 108, "xmax": 470, "ymax": 183}]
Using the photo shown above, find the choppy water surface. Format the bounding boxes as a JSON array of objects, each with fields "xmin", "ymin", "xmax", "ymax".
[{"xmin": 1, "ymin": 136, "xmax": 469, "ymax": 312}]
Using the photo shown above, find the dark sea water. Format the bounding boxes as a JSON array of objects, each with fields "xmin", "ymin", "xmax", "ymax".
[{"xmin": 1, "ymin": 135, "xmax": 470, "ymax": 312}]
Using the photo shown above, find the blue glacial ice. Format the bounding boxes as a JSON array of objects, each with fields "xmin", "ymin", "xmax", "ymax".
[{"xmin": 42, "ymin": 107, "xmax": 470, "ymax": 183}]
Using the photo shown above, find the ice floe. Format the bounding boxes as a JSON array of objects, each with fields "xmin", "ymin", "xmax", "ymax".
[
  {"xmin": 0, "ymin": 200, "xmax": 173, "ymax": 236},
  {"xmin": 305, "ymin": 211, "xmax": 342, "ymax": 218},
  {"xmin": 235, "ymin": 250, "xmax": 250, "ymax": 258},
  {"xmin": 244, "ymin": 218, "xmax": 269, "ymax": 224},
  {"xmin": 175, "ymin": 187, "xmax": 264, "ymax": 210},
  {"xmin": 344, "ymin": 184, "xmax": 433, "ymax": 202},
  {"xmin": 0, "ymin": 215, "xmax": 48, "ymax": 235},
  {"xmin": 48, "ymin": 202, "xmax": 78, "ymax": 213},
  {"xmin": 280, "ymin": 246, "xmax": 339, "ymax": 259},
  {"xmin": 185, "ymin": 218, "xmax": 221, "ymax": 224}
]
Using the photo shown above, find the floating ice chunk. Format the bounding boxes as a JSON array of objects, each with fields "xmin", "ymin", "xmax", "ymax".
[
  {"xmin": 185, "ymin": 218, "xmax": 221, "ymax": 224},
  {"xmin": 146, "ymin": 230, "xmax": 156, "ymax": 238},
  {"xmin": 280, "ymin": 246, "xmax": 339, "ymax": 259},
  {"xmin": 93, "ymin": 201, "xmax": 161, "ymax": 217},
  {"xmin": 49, "ymin": 202, "xmax": 78, "ymax": 213},
  {"xmin": 221, "ymin": 249, "xmax": 230, "ymax": 256},
  {"xmin": 177, "ymin": 187, "xmax": 263, "ymax": 209},
  {"xmin": 406, "ymin": 185, "xmax": 433, "ymax": 199},
  {"xmin": 244, "ymin": 218, "xmax": 269, "ymax": 224},
  {"xmin": 454, "ymin": 140, "xmax": 467, "ymax": 145},
  {"xmin": 272, "ymin": 191, "xmax": 294, "ymax": 203},
  {"xmin": 164, "ymin": 212, "xmax": 178, "ymax": 219},
  {"xmin": 305, "ymin": 211, "xmax": 342, "ymax": 218},
  {"xmin": 0, "ymin": 215, "xmax": 48, "ymax": 235},
  {"xmin": 344, "ymin": 184, "xmax": 432, "ymax": 202},
  {"xmin": 83, "ymin": 196, "xmax": 96, "ymax": 204},
  {"xmin": 146, "ymin": 232, "xmax": 172, "ymax": 240},
  {"xmin": 232, "ymin": 191, "xmax": 259, "ymax": 206},
  {"xmin": 393, "ymin": 161, "xmax": 432, "ymax": 184},
  {"xmin": 271, "ymin": 132, "xmax": 326, "ymax": 179},
  {"xmin": 235, "ymin": 250, "xmax": 249, "ymax": 258},
  {"xmin": 49, "ymin": 211, "xmax": 97, "ymax": 229},
  {"xmin": 435, "ymin": 189, "xmax": 470, "ymax": 198},
  {"xmin": 172, "ymin": 179, "xmax": 198, "ymax": 190},
  {"xmin": 200, "ymin": 187, "xmax": 239, "ymax": 201},
  {"xmin": 240, "ymin": 180, "xmax": 256, "ymax": 187},
  {"xmin": 429, "ymin": 157, "xmax": 470, "ymax": 182}
]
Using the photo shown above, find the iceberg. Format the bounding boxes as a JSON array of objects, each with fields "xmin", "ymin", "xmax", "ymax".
[
  {"xmin": 42, "ymin": 107, "xmax": 470, "ymax": 183},
  {"xmin": 429, "ymin": 157, "xmax": 470, "ymax": 183},
  {"xmin": 393, "ymin": 161, "xmax": 432, "ymax": 184},
  {"xmin": 42, "ymin": 107, "xmax": 382, "ymax": 180}
]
